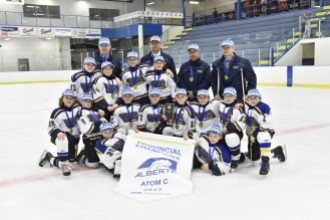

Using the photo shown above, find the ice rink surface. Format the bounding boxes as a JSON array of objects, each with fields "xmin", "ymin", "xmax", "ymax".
[{"xmin": 1, "ymin": 83, "xmax": 330, "ymax": 220}]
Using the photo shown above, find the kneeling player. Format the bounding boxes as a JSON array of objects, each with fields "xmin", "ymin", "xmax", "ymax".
[
  {"xmin": 137, "ymin": 88, "xmax": 166, "ymax": 134},
  {"xmin": 39, "ymin": 89, "xmax": 81, "ymax": 176},
  {"xmin": 195, "ymin": 124, "xmax": 231, "ymax": 176},
  {"xmin": 95, "ymin": 121, "xmax": 126, "ymax": 176},
  {"xmin": 77, "ymin": 92, "xmax": 106, "ymax": 169},
  {"xmin": 245, "ymin": 89, "xmax": 286, "ymax": 175},
  {"xmin": 220, "ymin": 87, "xmax": 246, "ymax": 169}
]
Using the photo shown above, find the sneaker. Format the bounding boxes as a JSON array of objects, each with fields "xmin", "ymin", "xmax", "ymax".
[
  {"xmin": 259, "ymin": 156, "xmax": 270, "ymax": 175},
  {"xmin": 271, "ymin": 145, "xmax": 286, "ymax": 162},
  {"xmin": 38, "ymin": 150, "xmax": 54, "ymax": 167},
  {"xmin": 61, "ymin": 162, "xmax": 72, "ymax": 176}
]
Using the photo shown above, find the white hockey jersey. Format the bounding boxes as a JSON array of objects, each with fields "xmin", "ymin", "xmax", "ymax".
[
  {"xmin": 71, "ymin": 70, "xmax": 101, "ymax": 98},
  {"xmin": 245, "ymin": 101, "xmax": 274, "ymax": 135},
  {"xmin": 93, "ymin": 75, "xmax": 120, "ymax": 108},
  {"xmin": 121, "ymin": 64, "xmax": 150, "ymax": 99},
  {"xmin": 190, "ymin": 99, "xmax": 221, "ymax": 135},
  {"xmin": 138, "ymin": 104, "xmax": 165, "ymax": 133},
  {"xmin": 172, "ymin": 104, "xmax": 195, "ymax": 137},
  {"xmin": 48, "ymin": 104, "xmax": 81, "ymax": 137},
  {"xmin": 219, "ymin": 102, "xmax": 246, "ymax": 134},
  {"xmin": 77, "ymin": 107, "xmax": 104, "ymax": 138},
  {"xmin": 145, "ymin": 69, "xmax": 176, "ymax": 99},
  {"xmin": 112, "ymin": 103, "xmax": 141, "ymax": 131}
]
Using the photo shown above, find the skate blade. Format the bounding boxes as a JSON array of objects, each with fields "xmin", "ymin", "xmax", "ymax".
[
  {"xmin": 283, "ymin": 144, "xmax": 288, "ymax": 162},
  {"xmin": 38, "ymin": 149, "xmax": 49, "ymax": 167}
]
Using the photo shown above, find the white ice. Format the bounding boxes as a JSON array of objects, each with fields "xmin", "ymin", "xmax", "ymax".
[{"xmin": 0, "ymin": 83, "xmax": 330, "ymax": 220}]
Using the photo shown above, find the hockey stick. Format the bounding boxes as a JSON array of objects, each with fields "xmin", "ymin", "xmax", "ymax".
[
  {"xmin": 215, "ymin": 67, "xmax": 221, "ymax": 99},
  {"xmin": 240, "ymin": 68, "xmax": 252, "ymax": 161}
]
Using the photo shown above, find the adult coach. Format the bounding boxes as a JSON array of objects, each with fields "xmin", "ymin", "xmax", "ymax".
[
  {"xmin": 94, "ymin": 37, "xmax": 122, "ymax": 78},
  {"xmin": 177, "ymin": 44, "xmax": 211, "ymax": 101},
  {"xmin": 211, "ymin": 39, "xmax": 256, "ymax": 103},
  {"xmin": 140, "ymin": 35, "xmax": 177, "ymax": 81}
]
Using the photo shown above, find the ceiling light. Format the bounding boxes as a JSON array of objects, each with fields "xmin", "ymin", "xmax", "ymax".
[
  {"xmin": 147, "ymin": 1, "xmax": 155, "ymax": 5},
  {"xmin": 189, "ymin": 1, "xmax": 200, "ymax": 4}
]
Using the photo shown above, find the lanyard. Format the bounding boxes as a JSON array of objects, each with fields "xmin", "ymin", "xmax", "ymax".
[
  {"xmin": 190, "ymin": 66, "xmax": 195, "ymax": 79},
  {"xmin": 153, "ymin": 73, "xmax": 161, "ymax": 88},
  {"xmin": 208, "ymin": 146, "xmax": 216, "ymax": 162},
  {"xmin": 198, "ymin": 105, "xmax": 206, "ymax": 122},
  {"xmin": 223, "ymin": 59, "xmax": 230, "ymax": 75},
  {"xmin": 64, "ymin": 109, "xmax": 75, "ymax": 128},
  {"xmin": 90, "ymin": 110, "xmax": 99, "ymax": 123},
  {"xmin": 152, "ymin": 105, "xmax": 161, "ymax": 122},
  {"xmin": 107, "ymin": 79, "xmax": 116, "ymax": 93},
  {"xmin": 220, "ymin": 106, "xmax": 234, "ymax": 125},
  {"xmin": 246, "ymin": 107, "xmax": 254, "ymax": 126},
  {"xmin": 175, "ymin": 107, "xmax": 184, "ymax": 125},
  {"xmin": 126, "ymin": 105, "xmax": 134, "ymax": 122},
  {"xmin": 84, "ymin": 74, "xmax": 93, "ymax": 92},
  {"xmin": 130, "ymin": 69, "xmax": 138, "ymax": 85}
]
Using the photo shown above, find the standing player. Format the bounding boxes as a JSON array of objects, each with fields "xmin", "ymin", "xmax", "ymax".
[
  {"xmin": 121, "ymin": 51, "xmax": 150, "ymax": 106},
  {"xmin": 112, "ymin": 87, "xmax": 140, "ymax": 132},
  {"xmin": 93, "ymin": 61, "xmax": 121, "ymax": 120},
  {"xmin": 190, "ymin": 89, "xmax": 221, "ymax": 136},
  {"xmin": 195, "ymin": 124, "xmax": 231, "ymax": 176},
  {"xmin": 39, "ymin": 89, "xmax": 81, "ymax": 176},
  {"xmin": 219, "ymin": 87, "xmax": 246, "ymax": 169},
  {"xmin": 145, "ymin": 55, "xmax": 176, "ymax": 104},
  {"xmin": 71, "ymin": 57, "xmax": 100, "ymax": 98}
]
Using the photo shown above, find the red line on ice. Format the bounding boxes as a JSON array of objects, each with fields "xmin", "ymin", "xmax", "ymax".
[{"xmin": 1, "ymin": 122, "xmax": 330, "ymax": 188}]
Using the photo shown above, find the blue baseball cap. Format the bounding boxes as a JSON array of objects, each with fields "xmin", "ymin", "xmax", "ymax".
[
  {"xmin": 100, "ymin": 121, "xmax": 114, "ymax": 132},
  {"xmin": 221, "ymin": 38, "xmax": 234, "ymax": 48},
  {"xmin": 127, "ymin": 51, "xmax": 139, "ymax": 59},
  {"xmin": 223, "ymin": 87, "xmax": 237, "ymax": 97},
  {"xmin": 197, "ymin": 89, "xmax": 210, "ymax": 97},
  {"xmin": 207, "ymin": 124, "xmax": 223, "ymax": 135},
  {"xmin": 98, "ymin": 37, "xmax": 111, "ymax": 46},
  {"xmin": 122, "ymin": 87, "xmax": 134, "ymax": 96},
  {"xmin": 83, "ymin": 57, "xmax": 96, "ymax": 65},
  {"xmin": 175, "ymin": 88, "xmax": 187, "ymax": 96},
  {"xmin": 101, "ymin": 61, "xmax": 114, "ymax": 69},
  {"xmin": 148, "ymin": 88, "xmax": 161, "ymax": 96},
  {"xmin": 80, "ymin": 92, "xmax": 93, "ymax": 102},
  {"xmin": 62, "ymin": 88, "xmax": 75, "ymax": 98},
  {"xmin": 154, "ymin": 55, "xmax": 165, "ymax": 62},
  {"xmin": 246, "ymin": 89, "xmax": 261, "ymax": 98}
]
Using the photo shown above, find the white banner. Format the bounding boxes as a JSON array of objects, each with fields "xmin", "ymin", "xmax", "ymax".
[
  {"xmin": 19, "ymin": 27, "xmax": 37, "ymax": 37},
  {"xmin": 86, "ymin": 29, "xmax": 101, "ymax": 38},
  {"xmin": 114, "ymin": 11, "xmax": 183, "ymax": 22},
  {"xmin": 0, "ymin": 26, "xmax": 19, "ymax": 37},
  {"xmin": 71, "ymin": 29, "xmax": 86, "ymax": 38},
  {"xmin": 37, "ymin": 27, "xmax": 54, "ymax": 38},
  {"xmin": 54, "ymin": 28, "xmax": 72, "ymax": 38},
  {"xmin": 114, "ymin": 132, "xmax": 195, "ymax": 202}
]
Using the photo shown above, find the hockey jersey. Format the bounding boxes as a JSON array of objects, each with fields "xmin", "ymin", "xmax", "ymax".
[
  {"xmin": 77, "ymin": 107, "xmax": 104, "ymax": 138},
  {"xmin": 121, "ymin": 64, "xmax": 150, "ymax": 99},
  {"xmin": 112, "ymin": 103, "xmax": 141, "ymax": 131},
  {"xmin": 48, "ymin": 104, "xmax": 81, "ymax": 138},
  {"xmin": 71, "ymin": 70, "xmax": 101, "ymax": 97},
  {"xmin": 145, "ymin": 69, "xmax": 176, "ymax": 99},
  {"xmin": 93, "ymin": 75, "xmax": 120, "ymax": 109},
  {"xmin": 219, "ymin": 101, "xmax": 246, "ymax": 134},
  {"xmin": 172, "ymin": 104, "xmax": 195, "ymax": 137},
  {"xmin": 138, "ymin": 103, "xmax": 165, "ymax": 133},
  {"xmin": 190, "ymin": 99, "xmax": 221, "ymax": 135}
]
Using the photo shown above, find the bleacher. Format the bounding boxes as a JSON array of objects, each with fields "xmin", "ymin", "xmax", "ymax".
[{"xmin": 163, "ymin": 6, "xmax": 330, "ymax": 67}]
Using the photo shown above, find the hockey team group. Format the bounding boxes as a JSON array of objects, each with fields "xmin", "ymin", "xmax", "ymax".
[{"xmin": 38, "ymin": 36, "xmax": 286, "ymax": 178}]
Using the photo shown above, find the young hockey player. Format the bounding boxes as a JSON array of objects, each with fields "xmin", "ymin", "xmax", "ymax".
[
  {"xmin": 219, "ymin": 87, "xmax": 246, "ymax": 169},
  {"xmin": 71, "ymin": 57, "xmax": 100, "ymax": 98},
  {"xmin": 137, "ymin": 88, "xmax": 166, "ymax": 134},
  {"xmin": 195, "ymin": 124, "xmax": 231, "ymax": 176},
  {"xmin": 190, "ymin": 89, "xmax": 221, "ymax": 136},
  {"xmin": 77, "ymin": 92, "xmax": 106, "ymax": 169},
  {"xmin": 121, "ymin": 51, "xmax": 150, "ymax": 106},
  {"xmin": 145, "ymin": 55, "xmax": 176, "ymax": 104},
  {"xmin": 95, "ymin": 121, "xmax": 126, "ymax": 176},
  {"xmin": 93, "ymin": 61, "xmax": 121, "ymax": 120},
  {"xmin": 165, "ymin": 88, "xmax": 194, "ymax": 138},
  {"xmin": 39, "ymin": 89, "xmax": 81, "ymax": 176},
  {"xmin": 112, "ymin": 87, "xmax": 140, "ymax": 132},
  {"xmin": 245, "ymin": 88, "xmax": 285, "ymax": 175}
]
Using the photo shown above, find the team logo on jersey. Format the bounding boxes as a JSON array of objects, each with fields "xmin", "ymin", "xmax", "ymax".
[{"xmin": 135, "ymin": 158, "xmax": 177, "ymax": 178}]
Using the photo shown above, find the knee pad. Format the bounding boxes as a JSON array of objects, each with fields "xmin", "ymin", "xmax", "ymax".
[
  {"xmin": 257, "ymin": 132, "xmax": 272, "ymax": 144},
  {"xmin": 55, "ymin": 138, "xmax": 69, "ymax": 155},
  {"xmin": 225, "ymin": 133, "xmax": 240, "ymax": 148}
]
